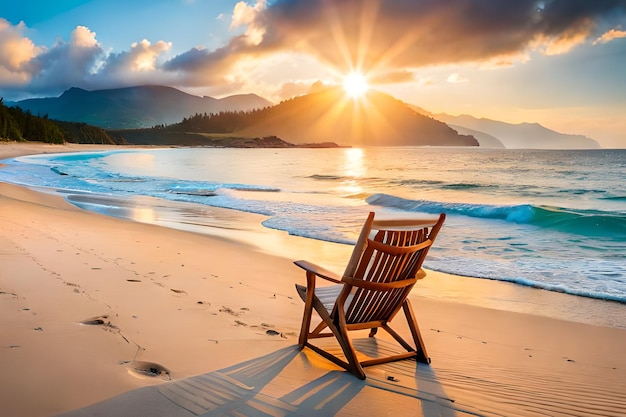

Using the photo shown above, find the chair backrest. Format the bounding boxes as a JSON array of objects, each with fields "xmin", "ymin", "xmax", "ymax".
[{"xmin": 339, "ymin": 212, "xmax": 445, "ymax": 324}]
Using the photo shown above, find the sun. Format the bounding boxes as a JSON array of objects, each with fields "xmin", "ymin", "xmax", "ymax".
[{"xmin": 342, "ymin": 71, "xmax": 369, "ymax": 98}]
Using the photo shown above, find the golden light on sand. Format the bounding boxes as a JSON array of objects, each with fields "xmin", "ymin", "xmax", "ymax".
[
  {"xmin": 131, "ymin": 206, "xmax": 156, "ymax": 223},
  {"xmin": 342, "ymin": 71, "xmax": 369, "ymax": 98}
]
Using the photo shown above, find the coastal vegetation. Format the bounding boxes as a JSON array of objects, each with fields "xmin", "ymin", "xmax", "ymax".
[
  {"xmin": 0, "ymin": 98, "xmax": 117, "ymax": 144},
  {"xmin": 1, "ymin": 97, "xmax": 64, "ymax": 143}
]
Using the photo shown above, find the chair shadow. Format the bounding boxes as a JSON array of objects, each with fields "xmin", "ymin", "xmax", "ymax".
[
  {"xmin": 350, "ymin": 338, "xmax": 463, "ymax": 417},
  {"xmin": 161, "ymin": 339, "xmax": 469, "ymax": 416},
  {"xmin": 157, "ymin": 345, "xmax": 366, "ymax": 416},
  {"xmin": 58, "ymin": 341, "xmax": 469, "ymax": 417}
]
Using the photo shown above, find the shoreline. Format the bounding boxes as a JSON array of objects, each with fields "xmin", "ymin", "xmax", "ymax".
[
  {"xmin": 65, "ymin": 183, "xmax": 626, "ymax": 330},
  {"xmin": 3, "ymin": 142, "xmax": 624, "ymax": 330},
  {"xmin": 2, "ymin": 142, "xmax": 626, "ymax": 416},
  {"xmin": 2, "ymin": 141, "xmax": 626, "ymax": 330}
]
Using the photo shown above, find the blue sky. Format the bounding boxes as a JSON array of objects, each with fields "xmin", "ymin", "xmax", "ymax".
[{"xmin": 1, "ymin": 0, "xmax": 625, "ymax": 147}]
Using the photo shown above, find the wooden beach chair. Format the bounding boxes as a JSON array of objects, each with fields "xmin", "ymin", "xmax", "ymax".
[{"xmin": 294, "ymin": 212, "xmax": 446, "ymax": 379}]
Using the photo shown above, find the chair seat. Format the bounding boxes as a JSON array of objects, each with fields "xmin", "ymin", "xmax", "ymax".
[{"xmin": 296, "ymin": 283, "xmax": 343, "ymax": 314}]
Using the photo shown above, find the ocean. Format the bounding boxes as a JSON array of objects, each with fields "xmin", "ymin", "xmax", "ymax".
[{"xmin": 1, "ymin": 147, "xmax": 625, "ymax": 324}]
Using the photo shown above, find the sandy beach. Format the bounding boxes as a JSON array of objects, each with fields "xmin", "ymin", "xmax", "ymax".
[{"xmin": 1, "ymin": 142, "xmax": 626, "ymax": 417}]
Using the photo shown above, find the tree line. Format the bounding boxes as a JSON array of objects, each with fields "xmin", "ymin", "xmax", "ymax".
[
  {"xmin": 164, "ymin": 105, "xmax": 276, "ymax": 133},
  {"xmin": 0, "ymin": 98, "xmax": 118, "ymax": 144}
]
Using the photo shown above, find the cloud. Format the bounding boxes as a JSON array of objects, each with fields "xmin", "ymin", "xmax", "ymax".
[
  {"xmin": 3, "ymin": 0, "xmax": 626, "ymax": 100},
  {"xmin": 23, "ymin": 26, "xmax": 105, "ymax": 94},
  {"xmin": 251, "ymin": 0, "xmax": 626, "ymax": 69},
  {"xmin": 105, "ymin": 39, "xmax": 172, "ymax": 73},
  {"xmin": 70, "ymin": 25, "xmax": 99, "ymax": 48},
  {"xmin": 536, "ymin": 20, "xmax": 594, "ymax": 55},
  {"xmin": 594, "ymin": 28, "xmax": 626, "ymax": 44},
  {"xmin": 447, "ymin": 73, "xmax": 469, "ymax": 83},
  {"xmin": 162, "ymin": 44, "xmax": 244, "ymax": 86},
  {"xmin": 231, "ymin": 0, "xmax": 265, "ymax": 28},
  {"xmin": 231, "ymin": 0, "xmax": 267, "ymax": 45},
  {"xmin": 417, "ymin": 77, "xmax": 434, "ymax": 87},
  {"xmin": 0, "ymin": 20, "xmax": 178, "ymax": 98},
  {"xmin": 0, "ymin": 18, "xmax": 42, "ymax": 85},
  {"xmin": 82, "ymin": 39, "xmax": 176, "ymax": 90},
  {"xmin": 161, "ymin": 0, "xmax": 626, "ymax": 95}
]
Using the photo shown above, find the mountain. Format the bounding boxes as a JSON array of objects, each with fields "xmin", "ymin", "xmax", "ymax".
[
  {"xmin": 8, "ymin": 85, "xmax": 272, "ymax": 129},
  {"xmin": 6, "ymin": 84, "xmax": 477, "ymax": 147},
  {"xmin": 7, "ymin": 85, "xmax": 601, "ymax": 149},
  {"xmin": 230, "ymin": 86, "xmax": 478, "ymax": 147},
  {"xmin": 435, "ymin": 113, "xmax": 600, "ymax": 149},
  {"xmin": 447, "ymin": 124, "xmax": 505, "ymax": 148}
]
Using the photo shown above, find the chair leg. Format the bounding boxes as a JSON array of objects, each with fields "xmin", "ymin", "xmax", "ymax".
[
  {"xmin": 297, "ymin": 276, "xmax": 316, "ymax": 348},
  {"xmin": 333, "ymin": 315, "xmax": 366, "ymax": 379},
  {"xmin": 403, "ymin": 299, "xmax": 430, "ymax": 364},
  {"xmin": 334, "ymin": 332, "xmax": 366, "ymax": 379},
  {"xmin": 298, "ymin": 307, "xmax": 312, "ymax": 348}
]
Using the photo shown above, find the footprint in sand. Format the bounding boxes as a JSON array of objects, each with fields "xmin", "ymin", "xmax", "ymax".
[
  {"xmin": 134, "ymin": 362, "xmax": 171, "ymax": 379},
  {"xmin": 0, "ymin": 291, "xmax": 18, "ymax": 298},
  {"xmin": 80, "ymin": 315, "xmax": 110, "ymax": 325},
  {"xmin": 219, "ymin": 306, "xmax": 241, "ymax": 316},
  {"xmin": 125, "ymin": 361, "xmax": 171, "ymax": 380},
  {"xmin": 250, "ymin": 323, "xmax": 291, "ymax": 338}
]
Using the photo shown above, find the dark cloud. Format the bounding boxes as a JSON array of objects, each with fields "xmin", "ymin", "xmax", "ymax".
[
  {"xmin": 158, "ymin": 0, "xmax": 626, "ymax": 87},
  {"xmin": 162, "ymin": 36, "xmax": 253, "ymax": 86},
  {"xmin": 536, "ymin": 0, "xmax": 626, "ymax": 35},
  {"xmin": 253, "ymin": 0, "xmax": 626, "ymax": 70}
]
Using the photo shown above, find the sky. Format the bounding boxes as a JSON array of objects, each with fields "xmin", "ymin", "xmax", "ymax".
[{"xmin": 1, "ymin": 0, "xmax": 625, "ymax": 148}]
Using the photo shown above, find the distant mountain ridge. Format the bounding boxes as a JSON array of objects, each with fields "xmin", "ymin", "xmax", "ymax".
[
  {"xmin": 447, "ymin": 124, "xmax": 506, "ymax": 149},
  {"xmin": 7, "ymin": 84, "xmax": 477, "ymax": 147},
  {"xmin": 237, "ymin": 87, "xmax": 480, "ymax": 146},
  {"xmin": 164, "ymin": 86, "xmax": 479, "ymax": 147},
  {"xmin": 435, "ymin": 113, "xmax": 600, "ymax": 149},
  {"xmin": 8, "ymin": 85, "xmax": 272, "ymax": 129},
  {"xmin": 8, "ymin": 84, "xmax": 598, "ymax": 149}
]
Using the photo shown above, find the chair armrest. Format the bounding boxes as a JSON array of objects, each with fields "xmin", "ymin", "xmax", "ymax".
[{"xmin": 294, "ymin": 260, "xmax": 343, "ymax": 284}]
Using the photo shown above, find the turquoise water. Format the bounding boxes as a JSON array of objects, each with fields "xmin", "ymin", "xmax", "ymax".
[{"xmin": 2, "ymin": 147, "xmax": 625, "ymax": 305}]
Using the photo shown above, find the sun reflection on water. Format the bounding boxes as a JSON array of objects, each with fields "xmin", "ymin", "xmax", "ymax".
[{"xmin": 339, "ymin": 147, "xmax": 365, "ymax": 195}]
